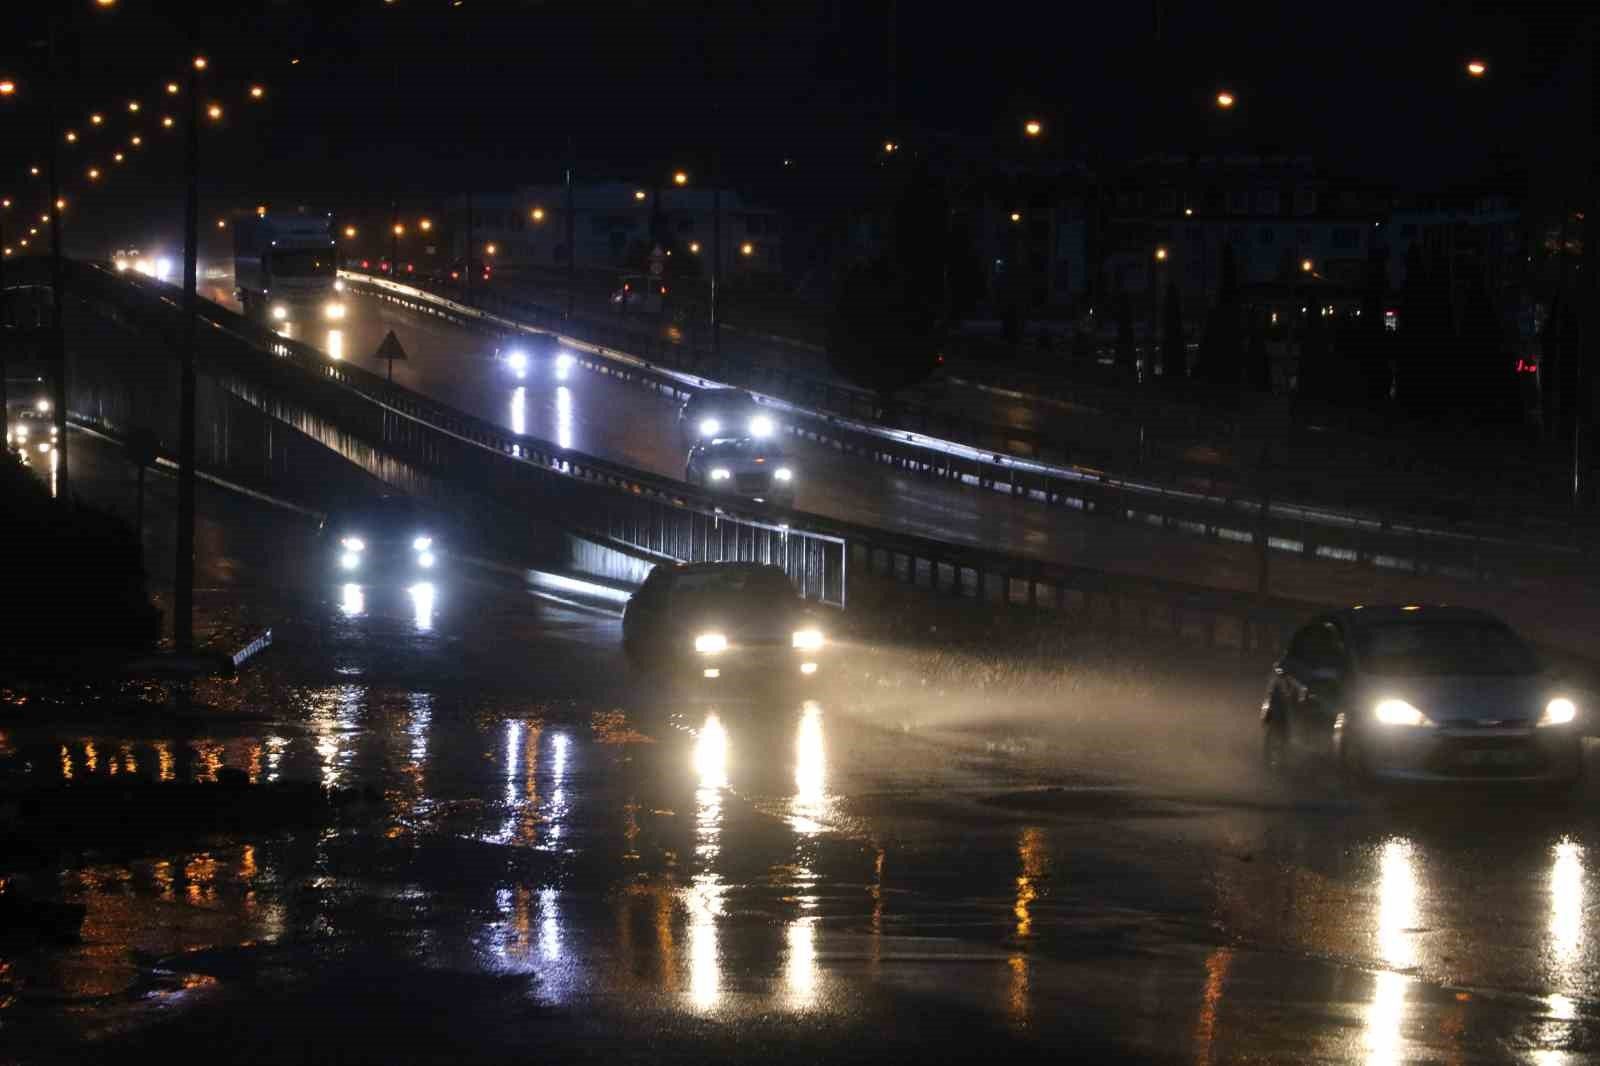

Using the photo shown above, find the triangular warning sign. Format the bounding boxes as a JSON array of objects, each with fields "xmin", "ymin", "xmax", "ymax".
[{"xmin": 375, "ymin": 330, "xmax": 409, "ymax": 362}]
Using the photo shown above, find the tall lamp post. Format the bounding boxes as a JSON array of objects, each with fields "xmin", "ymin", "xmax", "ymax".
[{"xmin": 175, "ymin": 53, "xmax": 205, "ymax": 654}]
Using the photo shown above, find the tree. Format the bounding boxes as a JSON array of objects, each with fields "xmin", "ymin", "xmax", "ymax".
[
  {"xmin": 826, "ymin": 165, "xmax": 954, "ymax": 404},
  {"xmin": 1395, "ymin": 242, "xmax": 1453, "ymax": 420},
  {"xmin": 1246, "ymin": 312, "xmax": 1271, "ymax": 392},
  {"xmin": 1195, "ymin": 243, "xmax": 1241, "ymax": 385},
  {"xmin": 1114, "ymin": 292, "xmax": 1136, "ymax": 379},
  {"xmin": 1160, "ymin": 279, "xmax": 1184, "ymax": 379}
]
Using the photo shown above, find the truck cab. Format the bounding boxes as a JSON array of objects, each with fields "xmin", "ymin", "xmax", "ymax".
[{"xmin": 233, "ymin": 213, "xmax": 344, "ymax": 328}]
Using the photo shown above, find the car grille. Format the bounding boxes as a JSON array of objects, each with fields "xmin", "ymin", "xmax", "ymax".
[{"xmin": 736, "ymin": 472, "xmax": 771, "ymax": 493}]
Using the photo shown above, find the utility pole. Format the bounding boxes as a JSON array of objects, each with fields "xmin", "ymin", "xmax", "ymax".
[
  {"xmin": 175, "ymin": 57, "xmax": 200, "ymax": 654},
  {"xmin": 564, "ymin": 138, "xmax": 575, "ymax": 320},
  {"xmin": 46, "ymin": 20, "xmax": 68, "ymax": 500},
  {"xmin": 463, "ymin": 192, "xmax": 474, "ymax": 305},
  {"xmin": 710, "ymin": 184, "xmax": 721, "ymax": 358}
]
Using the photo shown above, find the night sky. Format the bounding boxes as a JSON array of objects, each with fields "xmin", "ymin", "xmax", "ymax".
[{"xmin": 1, "ymin": 1, "xmax": 1591, "ymax": 254}]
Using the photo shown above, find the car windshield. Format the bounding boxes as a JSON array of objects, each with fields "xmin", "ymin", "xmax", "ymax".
[
  {"xmin": 704, "ymin": 439, "xmax": 784, "ymax": 459},
  {"xmin": 1354, "ymin": 621, "xmax": 1538, "ymax": 677},
  {"xmin": 341, "ymin": 498, "xmax": 429, "ymax": 534},
  {"xmin": 669, "ymin": 567, "xmax": 795, "ymax": 611},
  {"xmin": 271, "ymin": 249, "xmax": 335, "ymax": 277}
]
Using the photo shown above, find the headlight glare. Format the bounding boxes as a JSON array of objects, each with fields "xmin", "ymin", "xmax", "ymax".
[
  {"xmin": 791, "ymin": 628, "xmax": 824, "ymax": 651},
  {"xmin": 325, "ymin": 301, "xmax": 346, "ymax": 320},
  {"xmin": 698, "ymin": 417, "xmax": 720, "ymax": 437},
  {"xmin": 339, "ymin": 552, "xmax": 360, "ymax": 571},
  {"xmin": 506, "ymin": 350, "xmax": 528, "ymax": 371},
  {"xmin": 709, "ymin": 467, "xmax": 731, "ymax": 482},
  {"xmin": 271, "ymin": 304, "xmax": 289, "ymax": 321},
  {"xmin": 1374, "ymin": 699, "xmax": 1430, "ymax": 727},
  {"xmin": 417, "ymin": 551, "xmax": 436, "ymax": 569},
  {"xmin": 1540, "ymin": 697, "xmax": 1577, "ymax": 727},
  {"xmin": 694, "ymin": 632, "xmax": 728, "ymax": 655},
  {"xmin": 412, "ymin": 536, "xmax": 432, "ymax": 551},
  {"xmin": 340, "ymin": 536, "xmax": 365, "ymax": 552},
  {"xmin": 749, "ymin": 414, "xmax": 774, "ymax": 438},
  {"xmin": 774, "ymin": 467, "xmax": 793, "ymax": 482}
]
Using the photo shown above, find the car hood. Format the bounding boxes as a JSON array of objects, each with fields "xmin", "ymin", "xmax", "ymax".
[
  {"xmin": 680, "ymin": 603, "xmax": 800, "ymax": 643},
  {"xmin": 1354, "ymin": 675, "xmax": 1556, "ymax": 725}
]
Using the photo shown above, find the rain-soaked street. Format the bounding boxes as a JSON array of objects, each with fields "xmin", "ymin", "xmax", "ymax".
[{"xmin": 3, "ymin": 436, "xmax": 1599, "ymax": 1064}]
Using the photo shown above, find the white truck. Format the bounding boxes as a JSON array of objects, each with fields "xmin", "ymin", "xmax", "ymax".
[{"xmin": 232, "ymin": 212, "xmax": 345, "ymax": 326}]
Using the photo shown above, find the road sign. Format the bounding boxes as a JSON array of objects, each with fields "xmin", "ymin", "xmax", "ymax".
[{"xmin": 375, "ymin": 329, "xmax": 408, "ymax": 382}]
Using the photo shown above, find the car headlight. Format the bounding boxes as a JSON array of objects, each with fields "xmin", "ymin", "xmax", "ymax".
[
  {"xmin": 694, "ymin": 632, "xmax": 728, "ymax": 655},
  {"xmin": 505, "ymin": 350, "xmax": 528, "ymax": 372},
  {"xmin": 340, "ymin": 536, "xmax": 365, "ymax": 552},
  {"xmin": 271, "ymin": 304, "xmax": 289, "ymax": 321},
  {"xmin": 412, "ymin": 536, "xmax": 432, "ymax": 551},
  {"xmin": 555, "ymin": 352, "xmax": 575, "ymax": 371},
  {"xmin": 1374, "ymin": 699, "xmax": 1431, "ymax": 727},
  {"xmin": 339, "ymin": 552, "xmax": 360, "ymax": 571},
  {"xmin": 774, "ymin": 467, "xmax": 794, "ymax": 482},
  {"xmin": 333, "ymin": 279, "xmax": 346, "ymax": 293},
  {"xmin": 37, "ymin": 442, "xmax": 51, "ymax": 453},
  {"xmin": 1540, "ymin": 697, "xmax": 1578, "ymax": 727},
  {"xmin": 749, "ymin": 414, "xmax": 774, "ymax": 438},
  {"xmin": 791, "ymin": 628, "xmax": 825, "ymax": 651},
  {"xmin": 325, "ymin": 301, "xmax": 346, "ymax": 320},
  {"xmin": 13, "ymin": 426, "xmax": 27, "ymax": 441},
  {"xmin": 698, "ymin": 417, "xmax": 721, "ymax": 437},
  {"xmin": 709, "ymin": 467, "xmax": 732, "ymax": 481},
  {"xmin": 417, "ymin": 551, "xmax": 436, "ymax": 569}
]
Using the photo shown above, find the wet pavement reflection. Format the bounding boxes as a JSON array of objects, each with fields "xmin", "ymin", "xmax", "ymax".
[{"xmin": 4, "ymin": 573, "xmax": 1600, "ymax": 1061}]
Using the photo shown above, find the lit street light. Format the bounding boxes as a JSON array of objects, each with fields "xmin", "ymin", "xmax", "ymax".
[
  {"xmin": 530, "ymin": 207, "xmax": 545, "ymax": 222},
  {"xmin": 740, "ymin": 242, "xmax": 753, "ymax": 256},
  {"xmin": 127, "ymin": 100, "xmax": 139, "ymax": 112},
  {"xmin": 1154, "ymin": 246, "xmax": 1168, "ymax": 261},
  {"xmin": 673, "ymin": 171, "xmax": 689, "ymax": 186},
  {"xmin": 90, "ymin": 112, "xmax": 103, "ymax": 124},
  {"xmin": 688, "ymin": 241, "xmax": 701, "ymax": 254},
  {"xmin": 206, "ymin": 103, "xmax": 222, "ymax": 120},
  {"xmin": 392, "ymin": 222, "xmax": 404, "ymax": 237},
  {"xmin": 1301, "ymin": 258, "xmax": 1313, "ymax": 273},
  {"xmin": 249, "ymin": 85, "xmax": 264, "ymax": 99},
  {"xmin": 0, "ymin": 80, "xmax": 14, "ymax": 96},
  {"xmin": 1216, "ymin": 91, "xmax": 1236, "ymax": 108},
  {"xmin": 166, "ymin": 82, "xmax": 179, "ymax": 95},
  {"xmin": 634, "ymin": 189, "xmax": 646, "ymax": 201},
  {"xmin": 1466, "ymin": 59, "xmax": 1487, "ymax": 77},
  {"xmin": 343, "ymin": 225, "xmax": 358, "ymax": 238},
  {"xmin": 64, "ymin": 130, "xmax": 77, "ymax": 143},
  {"xmin": 162, "ymin": 116, "xmax": 174, "ymax": 128},
  {"xmin": 485, "ymin": 242, "xmax": 497, "ymax": 256},
  {"xmin": 216, "ymin": 218, "xmax": 226, "ymax": 229},
  {"xmin": 418, "ymin": 218, "xmax": 432, "ymax": 231},
  {"xmin": 1009, "ymin": 211, "xmax": 1022, "ymax": 223},
  {"xmin": 1023, "ymin": 118, "xmax": 1042, "ymax": 137}
]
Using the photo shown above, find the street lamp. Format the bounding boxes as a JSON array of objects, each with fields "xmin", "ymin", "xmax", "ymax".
[
  {"xmin": 343, "ymin": 224, "xmax": 357, "ymax": 238},
  {"xmin": 392, "ymin": 222, "xmax": 404, "ymax": 237},
  {"xmin": 688, "ymin": 241, "xmax": 701, "ymax": 254},
  {"xmin": 1023, "ymin": 118, "xmax": 1042, "ymax": 138},
  {"xmin": 1009, "ymin": 211, "xmax": 1022, "ymax": 223},
  {"xmin": 1215, "ymin": 91, "xmax": 1236, "ymax": 108},
  {"xmin": 249, "ymin": 85, "xmax": 264, "ymax": 99},
  {"xmin": 485, "ymin": 242, "xmax": 497, "ymax": 256},
  {"xmin": 673, "ymin": 170, "xmax": 689, "ymax": 186},
  {"xmin": 530, "ymin": 207, "xmax": 545, "ymax": 222},
  {"xmin": 0, "ymin": 80, "xmax": 14, "ymax": 96},
  {"xmin": 90, "ymin": 112, "xmax": 102, "ymax": 124},
  {"xmin": 418, "ymin": 218, "xmax": 432, "ymax": 232},
  {"xmin": 64, "ymin": 130, "xmax": 77, "ymax": 143},
  {"xmin": 740, "ymin": 242, "xmax": 753, "ymax": 256},
  {"xmin": 634, "ymin": 189, "xmax": 646, "ymax": 201},
  {"xmin": 206, "ymin": 103, "xmax": 222, "ymax": 120},
  {"xmin": 216, "ymin": 218, "xmax": 225, "ymax": 229},
  {"xmin": 166, "ymin": 82, "xmax": 179, "ymax": 95},
  {"xmin": 1466, "ymin": 59, "xmax": 1487, "ymax": 77},
  {"xmin": 1154, "ymin": 246, "xmax": 1168, "ymax": 261},
  {"xmin": 1300, "ymin": 258, "xmax": 1313, "ymax": 273},
  {"xmin": 127, "ymin": 100, "xmax": 139, "ymax": 112}
]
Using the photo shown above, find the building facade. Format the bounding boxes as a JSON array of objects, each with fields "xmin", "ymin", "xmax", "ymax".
[{"xmin": 445, "ymin": 182, "xmax": 784, "ymax": 277}]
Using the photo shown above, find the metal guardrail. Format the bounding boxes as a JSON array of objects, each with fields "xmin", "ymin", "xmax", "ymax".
[
  {"xmin": 56, "ymin": 259, "xmax": 1314, "ymax": 651},
  {"xmin": 345, "ymin": 271, "xmax": 1597, "ymax": 593}
]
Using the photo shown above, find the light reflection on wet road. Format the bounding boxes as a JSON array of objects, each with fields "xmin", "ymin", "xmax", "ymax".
[{"xmin": 6, "ymin": 441, "xmax": 1600, "ymax": 1061}]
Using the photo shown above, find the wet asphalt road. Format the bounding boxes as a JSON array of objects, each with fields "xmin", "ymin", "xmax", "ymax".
[{"xmin": 2, "ymin": 434, "xmax": 1599, "ymax": 1063}]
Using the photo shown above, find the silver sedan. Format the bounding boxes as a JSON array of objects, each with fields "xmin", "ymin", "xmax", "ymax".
[{"xmin": 1262, "ymin": 606, "xmax": 1584, "ymax": 788}]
